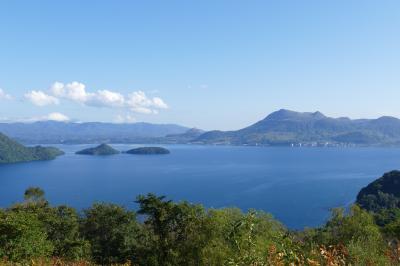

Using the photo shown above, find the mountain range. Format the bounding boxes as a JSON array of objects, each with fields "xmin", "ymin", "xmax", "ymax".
[
  {"xmin": 0, "ymin": 121, "xmax": 189, "ymax": 144},
  {"xmin": 193, "ymin": 109, "xmax": 400, "ymax": 146},
  {"xmin": 2, "ymin": 109, "xmax": 400, "ymax": 146}
]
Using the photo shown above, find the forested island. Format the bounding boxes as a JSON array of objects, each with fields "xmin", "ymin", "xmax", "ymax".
[
  {"xmin": 0, "ymin": 133, "xmax": 64, "ymax": 164},
  {"xmin": 2, "ymin": 170, "xmax": 400, "ymax": 265},
  {"xmin": 126, "ymin": 147, "xmax": 170, "ymax": 155},
  {"xmin": 76, "ymin": 144, "xmax": 120, "ymax": 156}
]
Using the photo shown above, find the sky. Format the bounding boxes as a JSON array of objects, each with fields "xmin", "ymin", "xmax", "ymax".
[{"xmin": 1, "ymin": 1, "xmax": 400, "ymax": 130}]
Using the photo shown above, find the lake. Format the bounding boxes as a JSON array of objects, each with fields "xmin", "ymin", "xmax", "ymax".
[{"xmin": 1, "ymin": 144, "xmax": 399, "ymax": 229}]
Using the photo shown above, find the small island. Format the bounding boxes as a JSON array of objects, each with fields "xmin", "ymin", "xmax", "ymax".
[
  {"xmin": 125, "ymin": 147, "xmax": 170, "ymax": 155},
  {"xmin": 0, "ymin": 132, "xmax": 64, "ymax": 164},
  {"xmin": 76, "ymin": 144, "xmax": 120, "ymax": 156}
]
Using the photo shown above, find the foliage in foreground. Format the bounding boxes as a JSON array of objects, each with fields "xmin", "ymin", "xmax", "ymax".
[{"xmin": 1, "ymin": 187, "xmax": 400, "ymax": 265}]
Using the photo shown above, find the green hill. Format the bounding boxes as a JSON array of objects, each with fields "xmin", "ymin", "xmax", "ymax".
[
  {"xmin": 356, "ymin": 170, "xmax": 400, "ymax": 212},
  {"xmin": 126, "ymin": 147, "xmax": 170, "ymax": 155},
  {"xmin": 76, "ymin": 144, "xmax": 120, "ymax": 155},
  {"xmin": 0, "ymin": 132, "xmax": 64, "ymax": 164}
]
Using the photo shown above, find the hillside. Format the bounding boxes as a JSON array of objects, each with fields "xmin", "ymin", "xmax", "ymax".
[
  {"xmin": 194, "ymin": 109, "xmax": 400, "ymax": 146},
  {"xmin": 356, "ymin": 170, "xmax": 400, "ymax": 212},
  {"xmin": 163, "ymin": 128, "xmax": 205, "ymax": 143},
  {"xmin": 0, "ymin": 133, "xmax": 64, "ymax": 164},
  {"xmin": 76, "ymin": 144, "xmax": 120, "ymax": 156}
]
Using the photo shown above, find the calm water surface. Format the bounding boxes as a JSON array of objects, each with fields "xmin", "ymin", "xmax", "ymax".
[{"xmin": 1, "ymin": 145, "xmax": 399, "ymax": 229}]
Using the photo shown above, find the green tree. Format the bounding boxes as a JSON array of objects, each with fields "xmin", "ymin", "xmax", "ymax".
[
  {"xmin": 42, "ymin": 206, "xmax": 90, "ymax": 260},
  {"xmin": 315, "ymin": 205, "xmax": 389, "ymax": 265},
  {"xmin": 80, "ymin": 203, "xmax": 140, "ymax": 264},
  {"xmin": 0, "ymin": 210, "xmax": 53, "ymax": 262},
  {"xmin": 11, "ymin": 188, "xmax": 90, "ymax": 260},
  {"xmin": 136, "ymin": 193, "xmax": 210, "ymax": 266},
  {"xmin": 24, "ymin": 187, "xmax": 47, "ymax": 206}
]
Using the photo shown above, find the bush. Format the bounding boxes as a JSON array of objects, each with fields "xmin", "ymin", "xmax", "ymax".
[{"xmin": 0, "ymin": 210, "xmax": 53, "ymax": 261}]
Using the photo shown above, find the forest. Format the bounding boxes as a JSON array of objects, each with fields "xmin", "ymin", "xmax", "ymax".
[{"xmin": 1, "ymin": 182, "xmax": 400, "ymax": 266}]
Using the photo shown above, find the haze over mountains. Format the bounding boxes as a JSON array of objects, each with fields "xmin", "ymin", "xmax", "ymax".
[{"xmin": 1, "ymin": 109, "xmax": 400, "ymax": 146}]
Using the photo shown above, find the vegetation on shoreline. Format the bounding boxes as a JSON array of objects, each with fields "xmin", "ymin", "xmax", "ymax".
[
  {"xmin": 3, "ymin": 171, "xmax": 400, "ymax": 265},
  {"xmin": 0, "ymin": 133, "xmax": 64, "ymax": 164}
]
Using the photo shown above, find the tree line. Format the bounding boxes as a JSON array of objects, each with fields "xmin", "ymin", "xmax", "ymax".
[{"xmin": 1, "ymin": 187, "xmax": 400, "ymax": 265}]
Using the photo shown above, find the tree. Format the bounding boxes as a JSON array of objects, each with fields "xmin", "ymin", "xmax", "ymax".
[
  {"xmin": 42, "ymin": 206, "xmax": 90, "ymax": 260},
  {"xmin": 0, "ymin": 210, "xmax": 53, "ymax": 262},
  {"xmin": 136, "ymin": 193, "xmax": 209, "ymax": 266},
  {"xmin": 10, "ymin": 188, "xmax": 90, "ymax": 260},
  {"xmin": 80, "ymin": 203, "xmax": 140, "ymax": 264},
  {"xmin": 24, "ymin": 187, "xmax": 47, "ymax": 206},
  {"xmin": 314, "ymin": 205, "xmax": 389, "ymax": 265}
]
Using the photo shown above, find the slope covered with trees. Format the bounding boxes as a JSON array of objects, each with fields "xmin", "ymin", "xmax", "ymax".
[
  {"xmin": 0, "ymin": 133, "xmax": 64, "ymax": 164},
  {"xmin": 1, "ymin": 182, "xmax": 400, "ymax": 265},
  {"xmin": 356, "ymin": 170, "xmax": 400, "ymax": 212}
]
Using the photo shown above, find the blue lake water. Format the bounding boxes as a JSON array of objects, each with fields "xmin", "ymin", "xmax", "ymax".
[{"xmin": 1, "ymin": 144, "xmax": 400, "ymax": 229}]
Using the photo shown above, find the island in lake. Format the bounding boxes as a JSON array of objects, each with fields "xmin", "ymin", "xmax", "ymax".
[
  {"xmin": 0, "ymin": 132, "xmax": 64, "ymax": 164},
  {"xmin": 125, "ymin": 147, "xmax": 170, "ymax": 155},
  {"xmin": 76, "ymin": 144, "xmax": 120, "ymax": 156}
]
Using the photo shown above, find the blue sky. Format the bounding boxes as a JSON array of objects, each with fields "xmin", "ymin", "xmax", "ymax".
[{"xmin": 0, "ymin": 1, "xmax": 400, "ymax": 130}]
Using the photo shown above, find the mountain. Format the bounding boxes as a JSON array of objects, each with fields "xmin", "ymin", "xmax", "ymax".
[
  {"xmin": 0, "ymin": 133, "xmax": 64, "ymax": 164},
  {"xmin": 0, "ymin": 121, "xmax": 189, "ymax": 144},
  {"xmin": 356, "ymin": 171, "xmax": 400, "ymax": 212},
  {"xmin": 194, "ymin": 109, "xmax": 400, "ymax": 146},
  {"xmin": 163, "ymin": 128, "xmax": 205, "ymax": 143},
  {"xmin": 76, "ymin": 144, "xmax": 120, "ymax": 156}
]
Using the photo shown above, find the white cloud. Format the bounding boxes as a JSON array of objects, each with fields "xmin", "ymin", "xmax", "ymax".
[
  {"xmin": 130, "ymin": 106, "xmax": 153, "ymax": 114},
  {"xmin": 87, "ymin": 90, "xmax": 125, "ymax": 108},
  {"xmin": 50, "ymin": 81, "xmax": 90, "ymax": 103},
  {"xmin": 126, "ymin": 91, "xmax": 168, "ymax": 113},
  {"xmin": 25, "ymin": 90, "xmax": 59, "ymax": 106},
  {"xmin": 0, "ymin": 89, "xmax": 12, "ymax": 100},
  {"xmin": 22, "ymin": 112, "xmax": 71, "ymax": 123},
  {"xmin": 152, "ymin": 97, "xmax": 168, "ymax": 109},
  {"xmin": 114, "ymin": 114, "xmax": 136, "ymax": 123},
  {"xmin": 11, "ymin": 112, "xmax": 71, "ymax": 123},
  {"xmin": 47, "ymin": 82, "xmax": 169, "ymax": 114},
  {"xmin": 44, "ymin": 112, "xmax": 70, "ymax": 122}
]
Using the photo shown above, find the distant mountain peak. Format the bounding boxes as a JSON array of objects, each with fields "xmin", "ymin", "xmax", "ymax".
[
  {"xmin": 265, "ymin": 109, "xmax": 326, "ymax": 121},
  {"xmin": 265, "ymin": 109, "xmax": 299, "ymax": 120},
  {"xmin": 376, "ymin": 116, "xmax": 399, "ymax": 122},
  {"xmin": 312, "ymin": 111, "xmax": 326, "ymax": 118}
]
